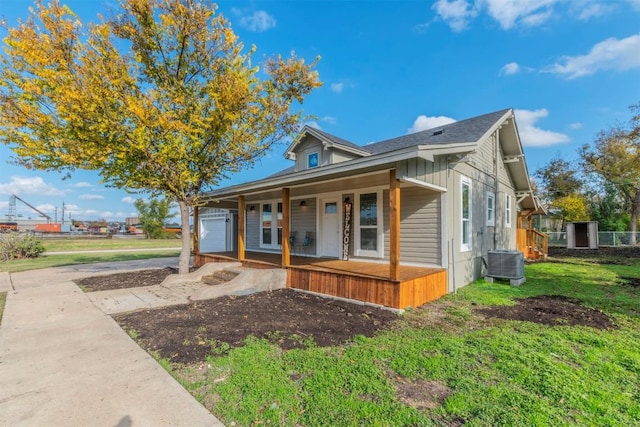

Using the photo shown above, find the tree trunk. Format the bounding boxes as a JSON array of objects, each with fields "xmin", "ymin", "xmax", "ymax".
[
  {"xmin": 178, "ymin": 199, "xmax": 191, "ymax": 274},
  {"xmin": 631, "ymin": 189, "xmax": 640, "ymax": 245}
]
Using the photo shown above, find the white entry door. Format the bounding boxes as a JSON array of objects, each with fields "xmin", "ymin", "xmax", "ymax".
[{"xmin": 321, "ymin": 199, "xmax": 340, "ymax": 257}]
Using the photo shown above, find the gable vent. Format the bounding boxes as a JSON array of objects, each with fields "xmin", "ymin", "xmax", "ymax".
[{"xmin": 432, "ymin": 129, "xmax": 444, "ymax": 136}]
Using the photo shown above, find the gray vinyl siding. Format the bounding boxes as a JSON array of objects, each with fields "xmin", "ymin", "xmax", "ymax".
[
  {"xmin": 245, "ymin": 206, "xmax": 260, "ymax": 250},
  {"xmin": 474, "ymin": 134, "xmax": 497, "ymax": 176},
  {"xmin": 397, "ymin": 157, "xmax": 435, "ymax": 181},
  {"xmin": 383, "ymin": 187, "xmax": 441, "ymax": 265},
  {"xmin": 294, "ymin": 135, "xmax": 325, "ymax": 171},
  {"xmin": 331, "ymin": 150, "xmax": 360, "ymax": 164},
  {"xmin": 290, "ymin": 197, "xmax": 317, "ymax": 255},
  {"xmin": 400, "ymin": 187, "xmax": 441, "ymax": 264}
]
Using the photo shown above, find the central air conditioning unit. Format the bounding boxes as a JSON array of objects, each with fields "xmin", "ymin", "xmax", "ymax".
[{"xmin": 486, "ymin": 250, "xmax": 525, "ymax": 286}]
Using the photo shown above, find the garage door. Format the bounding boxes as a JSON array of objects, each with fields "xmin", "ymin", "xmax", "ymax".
[{"xmin": 200, "ymin": 215, "xmax": 227, "ymax": 252}]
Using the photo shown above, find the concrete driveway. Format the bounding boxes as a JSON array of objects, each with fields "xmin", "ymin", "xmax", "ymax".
[{"xmin": 0, "ymin": 257, "xmax": 224, "ymax": 426}]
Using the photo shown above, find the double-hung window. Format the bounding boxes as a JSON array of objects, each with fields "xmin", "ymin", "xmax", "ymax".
[
  {"xmin": 355, "ymin": 190, "xmax": 383, "ymax": 257},
  {"xmin": 461, "ymin": 176, "xmax": 472, "ymax": 252},
  {"xmin": 486, "ymin": 192, "xmax": 495, "ymax": 226},
  {"xmin": 505, "ymin": 194, "xmax": 512, "ymax": 228}
]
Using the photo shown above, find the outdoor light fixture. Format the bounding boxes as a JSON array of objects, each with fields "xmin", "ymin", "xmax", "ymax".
[
  {"xmin": 299, "ymin": 200, "xmax": 307, "ymax": 207},
  {"xmin": 249, "ymin": 205, "xmax": 255, "ymax": 211}
]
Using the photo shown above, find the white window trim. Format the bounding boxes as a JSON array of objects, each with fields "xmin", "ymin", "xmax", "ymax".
[
  {"xmin": 354, "ymin": 189, "xmax": 384, "ymax": 258},
  {"xmin": 486, "ymin": 191, "xmax": 495, "ymax": 227},
  {"xmin": 259, "ymin": 200, "xmax": 283, "ymax": 249},
  {"xmin": 505, "ymin": 194, "xmax": 512, "ymax": 228},
  {"xmin": 307, "ymin": 151, "xmax": 319, "ymax": 169},
  {"xmin": 461, "ymin": 176, "xmax": 472, "ymax": 252}
]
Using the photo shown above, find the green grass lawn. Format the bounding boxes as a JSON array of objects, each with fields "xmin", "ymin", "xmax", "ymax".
[
  {"xmin": 0, "ymin": 236, "xmax": 183, "ymax": 272},
  {"xmin": 171, "ymin": 256, "xmax": 640, "ymax": 426},
  {"xmin": 0, "ymin": 251, "xmax": 180, "ymax": 273},
  {"xmin": 42, "ymin": 237, "xmax": 182, "ymax": 252}
]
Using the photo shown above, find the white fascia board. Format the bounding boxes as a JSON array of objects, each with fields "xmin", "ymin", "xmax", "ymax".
[
  {"xmin": 205, "ymin": 146, "xmax": 432, "ymax": 200},
  {"xmin": 322, "ymin": 141, "xmax": 371, "ymax": 157},
  {"xmin": 399, "ymin": 176, "xmax": 447, "ymax": 193},
  {"xmin": 205, "ymin": 143, "xmax": 480, "ymax": 201}
]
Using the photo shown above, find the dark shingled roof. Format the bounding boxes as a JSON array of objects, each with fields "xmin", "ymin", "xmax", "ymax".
[
  {"xmin": 307, "ymin": 127, "xmax": 365, "ymax": 152},
  {"xmin": 267, "ymin": 165, "xmax": 296, "ymax": 178},
  {"xmin": 270, "ymin": 109, "xmax": 512, "ymax": 179},
  {"xmin": 364, "ymin": 109, "xmax": 511, "ymax": 155}
]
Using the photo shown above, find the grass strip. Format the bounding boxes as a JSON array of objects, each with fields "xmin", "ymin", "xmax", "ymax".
[{"xmin": 0, "ymin": 251, "xmax": 180, "ymax": 273}]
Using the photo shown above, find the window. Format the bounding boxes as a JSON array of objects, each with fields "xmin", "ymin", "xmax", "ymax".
[
  {"xmin": 261, "ymin": 201, "xmax": 284, "ymax": 248},
  {"xmin": 307, "ymin": 152, "xmax": 319, "ymax": 168},
  {"xmin": 486, "ymin": 191, "xmax": 495, "ymax": 226},
  {"xmin": 276, "ymin": 202, "xmax": 283, "ymax": 245},
  {"xmin": 461, "ymin": 176, "xmax": 472, "ymax": 251},
  {"xmin": 355, "ymin": 190, "xmax": 382, "ymax": 257},
  {"xmin": 261, "ymin": 204, "xmax": 272, "ymax": 245},
  {"xmin": 505, "ymin": 194, "xmax": 512, "ymax": 228}
]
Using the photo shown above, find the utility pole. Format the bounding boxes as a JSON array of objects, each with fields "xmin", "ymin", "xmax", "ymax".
[
  {"xmin": 61, "ymin": 202, "xmax": 66, "ymax": 224},
  {"xmin": 54, "ymin": 206, "xmax": 58, "ymax": 223}
]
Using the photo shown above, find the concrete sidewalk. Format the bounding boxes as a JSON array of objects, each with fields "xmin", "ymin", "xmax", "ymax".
[{"xmin": 0, "ymin": 258, "xmax": 223, "ymax": 426}]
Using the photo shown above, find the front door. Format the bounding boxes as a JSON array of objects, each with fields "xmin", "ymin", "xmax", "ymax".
[{"xmin": 321, "ymin": 199, "xmax": 340, "ymax": 257}]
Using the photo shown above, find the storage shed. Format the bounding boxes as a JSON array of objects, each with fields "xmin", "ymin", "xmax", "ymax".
[{"xmin": 566, "ymin": 221, "xmax": 598, "ymax": 249}]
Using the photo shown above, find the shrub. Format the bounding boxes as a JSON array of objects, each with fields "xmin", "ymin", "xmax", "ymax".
[{"xmin": 0, "ymin": 233, "xmax": 45, "ymax": 261}]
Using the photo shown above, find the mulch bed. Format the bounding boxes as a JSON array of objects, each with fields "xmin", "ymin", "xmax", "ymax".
[
  {"xmin": 475, "ymin": 295, "xmax": 616, "ymax": 329},
  {"xmin": 76, "ymin": 262, "xmax": 622, "ymax": 365},
  {"xmin": 114, "ymin": 289, "xmax": 399, "ymax": 364},
  {"xmin": 74, "ymin": 268, "xmax": 188, "ymax": 292}
]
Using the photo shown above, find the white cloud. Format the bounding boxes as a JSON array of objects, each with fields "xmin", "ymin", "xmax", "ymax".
[
  {"xmin": 121, "ymin": 196, "xmax": 137, "ymax": 204},
  {"xmin": 500, "ymin": 62, "xmax": 521, "ymax": 76},
  {"xmin": 79, "ymin": 194, "xmax": 104, "ymax": 200},
  {"xmin": 407, "ymin": 115, "xmax": 457, "ymax": 134},
  {"xmin": 69, "ymin": 181, "xmax": 92, "ymax": 188},
  {"xmin": 330, "ymin": 82, "xmax": 344, "ymax": 93},
  {"xmin": 544, "ymin": 34, "xmax": 640, "ymax": 79},
  {"xmin": 233, "ymin": 9, "xmax": 276, "ymax": 32},
  {"xmin": 514, "ymin": 109, "xmax": 570, "ymax": 147},
  {"xmin": 571, "ymin": 1, "xmax": 616, "ymax": 20},
  {"xmin": 35, "ymin": 203, "xmax": 56, "ymax": 214},
  {"xmin": 569, "ymin": 122, "xmax": 583, "ymax": 129},
  {"xmin": 320, "ymin": 116, "xmax": 337, "ymax": 125},
  {"xmin": 306, "ymin": 121, "xmax": 322, "ymax": 130},
  {"xmin": 484, "ymin": 0, "xmax": 556, "ymax": 30},
  {"xmin": 0, "ymin": 176, "xmax": 64, "ymax": 196},
  {"xmin": 432, "ymin": 0, "xmax": 476, "ymax": 32}
]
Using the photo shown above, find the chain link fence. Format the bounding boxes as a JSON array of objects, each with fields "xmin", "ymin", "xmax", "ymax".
[{"xmin": 546, "ymin": 231, "xmax": 639, "ymax": 247}]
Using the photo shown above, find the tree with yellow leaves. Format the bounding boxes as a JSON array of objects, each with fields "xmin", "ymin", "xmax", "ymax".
[{"xmin": 0, "ymin": 0, "xmax": 321, "ymax": 273}]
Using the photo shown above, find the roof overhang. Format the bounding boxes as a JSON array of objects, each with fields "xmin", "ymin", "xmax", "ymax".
[
  {"xmin": 284, "ymin": 125, "xmax": 371, "ymax": 160},
  {"xmin": 204, "ymin": 142, "xmax": 476, "ymax": 201}
]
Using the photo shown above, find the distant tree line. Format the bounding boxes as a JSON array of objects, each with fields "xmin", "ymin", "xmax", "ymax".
[{"xmin": 534, "ymin": 102, "xmax": 639, "ymax": 244}]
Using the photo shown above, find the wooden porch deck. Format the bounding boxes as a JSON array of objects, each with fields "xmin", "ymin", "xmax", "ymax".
[{"xmin": 194, "ymin": 251, "xmax": 447, "ymax": 309}]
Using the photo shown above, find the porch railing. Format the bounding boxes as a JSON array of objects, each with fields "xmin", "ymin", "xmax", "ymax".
[{"xmin": 517, "ymin": 228, "xmax": 548, "ymax": 260}]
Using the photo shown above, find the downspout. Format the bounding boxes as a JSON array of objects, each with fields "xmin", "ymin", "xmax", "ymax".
[{"xmin": 493, "ymin": 127, "xmax": 500, "ymax": 250}]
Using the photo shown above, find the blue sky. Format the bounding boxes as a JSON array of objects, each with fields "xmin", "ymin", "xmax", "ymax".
[{"xmin": 1, "ymin": 0, "xmax": 639, "ymax": 222}]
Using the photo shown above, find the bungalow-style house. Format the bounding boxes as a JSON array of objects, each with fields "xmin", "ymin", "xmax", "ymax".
[{"xmin": 194, "ymin": 108, "xmax": 546, "ymax": 309}]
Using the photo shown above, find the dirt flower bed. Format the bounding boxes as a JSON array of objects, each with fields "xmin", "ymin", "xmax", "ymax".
[
  {"xmin": 114, "ymin": 289, "xmax": 399, "ymax": 364},
  {"xmin": 75, "ymin": 268, "xmax": 175, "ymax": 292},
  {"xmin": 475, "ymin": 295, "xmax": 616, "ymax": 329},
  {"xmin": 79, "ymin": 267, "xmax": 619, "ymax": 366}
]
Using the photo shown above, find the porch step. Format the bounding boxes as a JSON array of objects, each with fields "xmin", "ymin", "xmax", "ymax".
[{"xmin": 202, "ymin": 270, "xmax": 240, "ymax": 286}]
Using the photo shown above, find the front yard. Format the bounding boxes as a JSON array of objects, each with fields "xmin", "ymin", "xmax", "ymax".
[{"xmin": 109, "ymin": 250, "xmax": 639, "ymax": 426}]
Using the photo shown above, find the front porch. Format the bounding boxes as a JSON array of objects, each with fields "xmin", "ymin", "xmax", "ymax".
[{"xmin": 194, "ymin": 251, "xmax": 447, "ymax": 310}]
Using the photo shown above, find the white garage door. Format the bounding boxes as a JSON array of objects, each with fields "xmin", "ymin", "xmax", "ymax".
[{"xmin": 200, "ymin": 215, "xmax": 227, "ymax": 253}]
